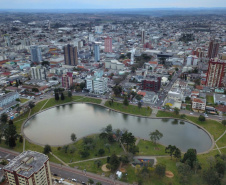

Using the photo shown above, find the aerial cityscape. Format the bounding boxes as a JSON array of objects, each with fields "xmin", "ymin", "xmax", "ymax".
[{"xmin": 0, "ymin": 0, "xmax": 226, "ymax": 185}]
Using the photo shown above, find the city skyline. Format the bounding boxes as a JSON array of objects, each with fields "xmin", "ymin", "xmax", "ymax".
[{"xmin": 0, "ymin": 0, "xmax": 226, "ymax": 9}]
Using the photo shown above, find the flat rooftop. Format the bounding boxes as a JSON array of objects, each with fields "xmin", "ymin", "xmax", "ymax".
[{"xmin": 3, "ymin": 150, "xmax": 48, "ymax": 178}]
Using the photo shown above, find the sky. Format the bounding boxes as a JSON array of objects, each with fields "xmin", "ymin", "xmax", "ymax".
[{"xmin": 0, "ymin": 0, "xmax": 226, "ymax": 9}]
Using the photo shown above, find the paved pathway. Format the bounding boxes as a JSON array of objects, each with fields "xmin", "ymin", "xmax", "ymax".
[
  {"xmin": 215, "ymin": 130, "xmax": 226, "ymax": 142},
  {"xmin": 215, "ymin": 143, "xmax": 222, "ymax": 154},
  {"xmin": 50, "ymin": 152, "xmax": 69, "ymax": 166},
  {"xmin": 68, "ymin": 156, "xmax": 109, "ymax": 165},
  {"xmin": 39, "ymin": 98, "xmax": 50, "ymax": 112},
  {"xmin": 135, "ymin": 138, "xmax": 140, "ymax": 146},
  {"xmin": 213, "ymin": 146, "xmax": 226, "ymax": 150},
  {"xmin": 101, "ymin": 99, "xmax": 107, "ymax": 105},
  {"xmin": 14, "ymin": 118, "xmax": 27, "ymax": 123},
  {"xmin": 150, "ymin": 108, "xmax": 158, "ymax": 118}
]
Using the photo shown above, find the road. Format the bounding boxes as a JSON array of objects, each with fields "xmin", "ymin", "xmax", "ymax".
[{"xmin": 0, "ymin": 147, "xmax": 129, "ymax": 185}]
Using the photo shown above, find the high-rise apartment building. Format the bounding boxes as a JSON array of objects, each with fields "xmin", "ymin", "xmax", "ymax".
[
  {"xmin": 104, "ymin": 37, "xmax": 112, "ymax": 53},
  {"xmin": 207, "ymin": 40, "xmax": 219, "ymax": 59},
  {"xmin": 141, "ymin": 30, "xmax": 145, "ymax": 44},
  {"xmin": 94, "ymin": 44, "xmax": 100, "ymax": 62},
  {"xmin": 206, "ymin": 58, "xmax": 226, "ymax": 87},
  {"xmin": 141, "ymin": 77, "xmax": 161, "ymax": 92},
  {"xmin": 95, "ymin": 26, "xmax": 103, "ymax": 34},
  {"xmin": 64, "ymin": 44, "xmax": 78, "ymax": 66},
  {"xmin": 31, "ymin": 65, "xmax": 47, "ymax": 80},
  {"xmin": 4, "ymin": 35, "xmax": 12, "ymax": 47},
  {"xmin": 62, "ymin": 72, "xmax": 73, "ymax": 89},
  {"xmin": 30, "ymin": 46, "xmax": 42, "ymax": 63},
  {"xmin": 3, "ymin": 150, "xmax": 52, "ymax": 185}
]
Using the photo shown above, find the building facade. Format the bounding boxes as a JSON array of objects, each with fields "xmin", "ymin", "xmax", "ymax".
[
  {"xmin": 141, "ymin": 77, "xmax": 161, "ymax": 92},
  {"xmin": 62, "ymin": 72, "xmax": 73, "ymax": 89},
  {"xmin": 208, "ymin": 40, "xmax": 219, "ymax": 59},
  {"xmin": 31, "ymin": 66, "xmax": 47, "ymax": 80},
  {"xmin": 141, "ymin": 30, "xmax": 145, "ymax": 44},
  {"xmin": 64, "ymin": 44, "xmax": 78, "ymax": 66},
  {"xmin": 205, "ymin": 58, "xmax": 226, "ymax": 88},
  {"xmin": 192, "ymin": 98, "xmax": 206, "ymax": 112},
  {"xmin": 3, "ymin": 150, "xmax": 52, "ymax": 185},
  {"xmin": 94, "ymin": 44, "xmax": 100, "ymax": 62},
  {"xmin": 0, "ymin": 92, "xmax": 20, "ymax": 108},
  {"xmin": 86, "ymin": 76, "xmax": 108, "ymax": 94},
  {"xmin": 104, "ymin": 37, "xmax": 112, "ymax": 53},
  {"xmin": 30, "ymin": 46, "xmax": 42, "ymax": 63}
]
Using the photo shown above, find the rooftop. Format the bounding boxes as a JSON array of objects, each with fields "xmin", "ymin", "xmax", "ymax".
[{"xmin": 3, "ymin": 150, "xmax": 48, "ymax": 178}]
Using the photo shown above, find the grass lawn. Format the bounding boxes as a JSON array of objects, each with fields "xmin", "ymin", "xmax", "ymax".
[
  {"xmin": 25, "ymin": 140, "xmax": 43, "ymax": 153},
  {"xmin": 20, "ymin": 98, "xmax": 29, "ymax": 103},
  {"xmin": 186, "ymin": 104, "xmax": 191, "ymax": 111},
  {"xmin": 42, "ymin": 97, "xmax": 72, "ymax": 110},
  {"xmin": 51, "ymin": 134, "xmax": 124, "ymax": 164},
  {"xmin": 156, "ymin": 110, "xmax": 180, "ymax": 118},
  {"xmin": 206, "ymin": 95, "xmax": 214, "ymax": 104},
  {"xmin": 221, "ymin": 148, "xmax": 226, "ymax": 154},
  {"xmin": 0, "ymin": 140, "xmax": 23, "ymax": 153},
  {"xmin": 137, "ymin": 140, "xmax": 167, "ymax": 156},
  {"xmin": 73, "ymin": 96, "xmax": 101, "ymax": 104},
  {"xmin": 186, "ymin": 116, "xmax": 225, "ymax": 140},
  {"xmin": 216, "ymin": 133, "xmax": 226, "ymax": 148},
  {"xmin": 13, "ymin": 111, "xmax": 30, "ymax": 133},
  {"xmin": 197, "ymin": 150, "xmax": 220, "ymax": 169},
  {"xmin": 104, "ymin": 101, "xmax": 152, "ymax": 116},
  {"xmin": 30, "ymin": 99, "xmax": 48, "ymax": 115},
  {"xmin": 70, "ymin": 158, "xmax": 109, "ymax": 175}
]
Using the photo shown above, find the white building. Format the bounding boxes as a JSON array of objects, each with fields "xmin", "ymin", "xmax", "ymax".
[
  {"xmin": 31, "ymin": 66, "xmax": 47, "ymax": 80},
  {"xmin": 3, "ymin": 150, "xmax": 52, "ymax": 185},
  {"xmin": 105, "ymin": 60, "xmax": 124, "ymax": 70},
  {"xmin": 192, "ymin": 98, "xmax": 206, "ymax": 112},
  {"xmin": 95, "ymin": 26, "xmax": 103, "ymax": 34},
  {"xmin": 86, "ymin": 76, "xmax": 108, "ymax": 94},
  {"xmin": 186, "ymin": 55, "xmax": 198, "ymax": 66},
  {"xmin": 0, "ymin": 92, "xmax": 20, "ymax": 109}
]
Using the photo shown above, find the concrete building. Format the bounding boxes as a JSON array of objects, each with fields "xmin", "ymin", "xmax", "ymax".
[
  {"xmin": 208, "ymin": 40, "xmax": 219, "ymax": 59},
  {"xmin": 104, "ymin": 37, "xmax": 112, "ymax": 53},
  {"xmin": 30, "ymin": 46, "xmax": 42, "ymax": 63},
  {"xmin": 141, "ymin": 30, "xmax": 145, "ymax": 44},
  {"xmin": 0, "ymin": 92, "xmax": 20, "ymax": 109},
  {"xmin": 86, "ymin": 76, "xmax": 108, "ymax": 94},
  {"xmin": 62, "ymin": 72, "xmax": 73, "ymax": 89},
  {"xmin": 192, "ymin": 98, "xmax": 206, "ymax": 112},
  {"xmin": 141, "ymin": 77, "xmax": 161, "ymax": 92},
  {"xmin": 3, "ymin": 150, "xmax": 52, "ymax": 185},
  {"xmin": 64, "ymin": 44, "xmax": 78, "ymax": 66},
  {"xmin": 214, "ymin": 93, "xmax": 226, "ymax": 105},
  {"xmin": 4, "ymin": 35, "xmax": 12, "ymax": 47},
  {"xmin": 94, "ymin": 44, "xmax": 100, "ymax": 62},
  {"xmin": 95, "ymin": 26, "xmax": 103, "ymax": 34},
  {"xmin": 205, "ymin": 58, "xmax": 226, "ymax": 88},
  {"xmin": 105, "ymin": 60, "xmax": 124, "ymax": 70},
  {"xmin": 31, "ymin": 66, "xmax": 47, "ymax": 80}
]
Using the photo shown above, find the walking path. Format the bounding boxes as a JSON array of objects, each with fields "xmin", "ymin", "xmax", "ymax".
[
  {"xmin": 39, "ymin": 98, "xmax": 50, "ymax": 112},
  {"xmin": 150, "ymin": 108, "xmax": 158, "ymax": 118},
  {"xmin": 215, "ymin": 143, "xmax": 222, "ymax": 154},
  {"xmin": 215, "ymin": 130, "xmax": 226, "ymax": 142},
  {"xmin": 213, "ymin": 146, "xmax": 226, "ymax": 150},
  {"xmin": 135, "ymin": 138, "xmax": 140, "ymax": 146},
  {"xmin": 14, "ymin": 118, "xmax": 27, "ymax": 123},
  {"xmin": 68, "ymin": 156, "xmax": 109, "ymax": 165},
  {"xmin": 101, "ymin": 99, "xmax": 107, "ymax": 105},
  {"xmin": 50, "ymin": 152, "xmax": 69, "ymax": 166},
  {"xmin": 119, "ymin": 140, "xmax": 127, "ymax": 153}
]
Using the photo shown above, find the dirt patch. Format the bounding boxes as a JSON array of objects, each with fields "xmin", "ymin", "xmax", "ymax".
[
  {"xmin": 165, "ymin": 171, "xmax": 174, "ymax": 178},
  {"xmin": 120, "ymin": 168, "xmax": 126, "ymax": 173},
  {"xmin": 101, "ymin": 164, "xmax": 110, "ymax": 172}
]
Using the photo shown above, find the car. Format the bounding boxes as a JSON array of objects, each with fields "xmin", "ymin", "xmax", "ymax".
[
  {"xmin": 7, "ymin": 159, "xmax": 11, "ymax": 162},
  {"xmin": 72, "ymin": 179, "xmax": 77, "ymax": 182},
  {"xmin": 81, "ymin": 182, "xmax": 87, "ymax": 185},
  {"xmin": 60, "ymin": 178, "xmax": 64, "ymax": 181},
  {"xmin": 53, "ymin": 174, "xmax": 58, "ymax": 176},
  {"xmin": 190, "ymin": 112, "xmax": 193, "ymax": 115},
  {"xmin": 219, "ymin": 117, "xmax": 222, "ymax": 120}
]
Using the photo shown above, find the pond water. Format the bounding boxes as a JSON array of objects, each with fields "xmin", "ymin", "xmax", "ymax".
[{"xmin": 23, "ymin": 103, "xmax": 212, "ymax": 152}]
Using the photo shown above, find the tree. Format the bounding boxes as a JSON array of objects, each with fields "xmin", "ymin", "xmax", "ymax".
[
  {"xmin": 185, "ymin": 96, "xmax": 191, "ymax": 102},
  {"xmin": 180, "ymin": 114, "xmax": 186, "ymax": 119},
  {"xmin": 98, "ymin": 149, "xmax": 105, "ymax": 156},
  {"xmin": 88, "ymin": 179, "xmax": 94, "ymax": 184},
  {"xmin": 149, "ymin": 130, "xmax": 163, "ymax": 145},
  {"xmin": 43, "ymin": 145, "xmax": 52, "ymax": 154},
  {"xmin": 62, "ymin": 145, "xmax": 69, "ymax": 153},
  {"xmin": 69, "ymin": 145, "xmax": 76, "ymax": 154},
  {"xmin": 174, "ymin": 148, "xmax": 182, "ymax": 161},
  {"xmin": 80, "ymin": 82, "xmax": 86, "ymax": 90},
  {"xmin": 71, "ymin": 133, "xmax": 77, "ymax": 142},
  {"xmin": 94, "ymin": 160, "xmax": 102, "ymax": 168},
  {"xmin": 19, "ymin": 135, "xmax": 23, "ymax": 143},
  {"xmin": 222, "ymin": 120, "xmax": 226, "ymax": 127},
  {"xmin": 121, "ymin": 131, "xmax": 136, "ymax": 151},
  {"xmin": 32, "ymin": 88, "xmax": 39, "ymax": 92},
  {"xmin": 129, "ymin": 145, "xmax": 139, "ymax": 154},
  {"xmin": 61, "ymin": 93, "xmax": 65, "ymax": 100},
  {"xmin": 112, "ymin": 85, "xmax": 122, "ymax": 96},
  {"xmin": 96, "ymin": 182, "xmax": 102, "ymax": 185},
  {"xmin": 55, "ymin": 92, "xmax": 59, "ymax": 101},
  {"xmin": 104, "ymin": 143, "xmax": 111, "ymax": 153},
  {"xmin": 4, "ymin": 124, "xmax": 17, "ymax": 147},
  {"xmin": 177, "ymin": 163, "xmax": 192, "ymax": 185},
  {"xmin": 109, "ymin": 154, "xmax": 120, "ymax": 171},
  {"xmin": 68, "ymin": 91, "xmax": 72, "ymax": 98},
  {"xmin": 165, "ymin": 145, "xmax": 177, "ymax": 160},
  {"xmin": 1, "ymin": 113, "xmax": 8, "ymax": 124},
  {"xmin": 198, "ymin": 115, "xmax": 205, "ymax": 122},
  {"xmin": 123, "ymin": 96, "xmax": 129, "ymax": 106},
  {"xmin": 174, "ymin": 107, "xmax": 180, "ymax": 115},
  {"xmin": 155, "ymin": 163, "xmax": 166, "ymax": 177},
  {"xmin": 41, "ymin": 61, "xmax": 50, "ymax": 66},
  {"xmin": 8, "ymin": 120, "xmax": 13, "ymax": 125},
  {"xmin": 181, "ymin": 149, "xmax": 197, "ymax": 168},
  {"xmin": 80, "ymin": 150, "xmax": 90, "ymax": 158},
  {"xmin": 203, "ymin": 168, "xmax": 221, "ymax": 185},
  {"xmin": 138, "ymin": 102, "xmax": 142, "ymax": 109},
  {"xmin": 28, "ymin": 101, "xmax": 35, "ymax": 109}
]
